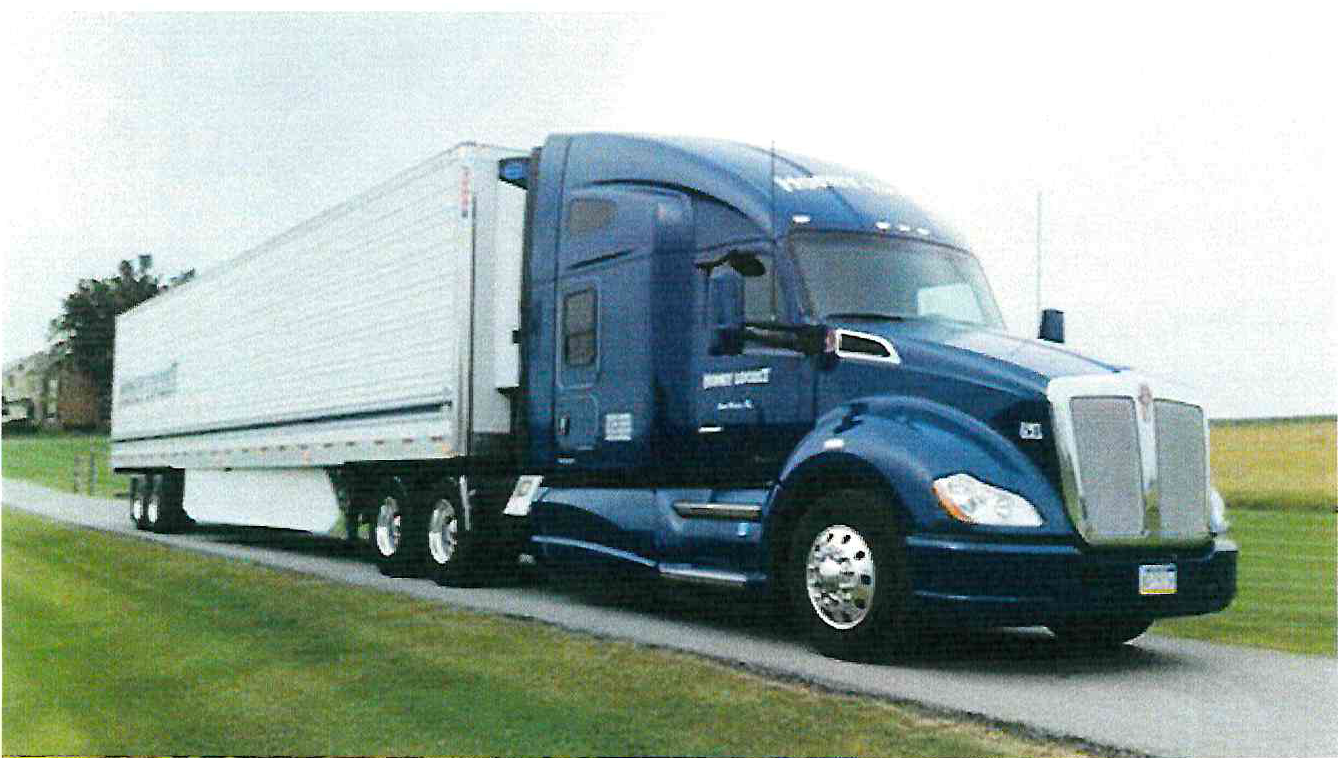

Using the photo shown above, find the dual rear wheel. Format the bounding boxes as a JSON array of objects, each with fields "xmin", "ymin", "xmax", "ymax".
[
  {"xmin": 369, "ymin": 476, "xmax": 520, "ymax": 585},
  {"xmin": 128, "ymin": 473, "xmax": 190, "ymax": 533}
]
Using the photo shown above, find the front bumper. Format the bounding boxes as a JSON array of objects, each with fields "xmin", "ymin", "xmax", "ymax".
[{"xmin": 905, "ymin": 534, "xmax": 1237, "ymax": 627}]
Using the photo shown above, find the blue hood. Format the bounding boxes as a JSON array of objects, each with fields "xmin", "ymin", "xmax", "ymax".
[{"xmin": 833, "ymin": 318, "xmax": 1123, "ymax": 397}]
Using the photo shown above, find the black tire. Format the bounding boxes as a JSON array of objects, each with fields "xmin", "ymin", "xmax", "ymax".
[
  {"xmin": 425, "ymin": 483, "xmax": 522, "ymax": 588},
  {"xmin": 129, "ymin": 475, "xmax": 150, "ymax": 531},
  {"xmin": 143, "ymin": 474, "xmax": 166, "ymax": 532},
  {"xmin": 1048, "ymin": 618, "xmax": 1153, "ymax": 650},
  {"xmin": 371, "ymin": 476, "xmax": 427, "ymax": 578},
  {"xmin": 145, "ymin": 471, "xmax": 188, "ymax": 534},
  {"xmin": 787, "ymin": 489, "xmax": 912, "ymax": 660}
]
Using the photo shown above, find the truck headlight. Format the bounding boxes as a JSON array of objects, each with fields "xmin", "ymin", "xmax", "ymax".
[
  {"xmin": 933, "ymin": 473, "xmax": 1043, "ymax": 527},
  {"xmin": 1209, "ymin": 487, "xmax": 1230, "ymax": 534}
]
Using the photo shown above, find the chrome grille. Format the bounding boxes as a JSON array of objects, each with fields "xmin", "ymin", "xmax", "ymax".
[
  {"xmin": 1070, "ymin": 397, "xmax": 1145, "ymax": 537},
  {"xmin": 1048, "ymin": 373, "xmax": 1212, "ymax": 547},
  {"xmin": 1154, "ymin": 400, "xmax": 1209, "ymax": 537}
]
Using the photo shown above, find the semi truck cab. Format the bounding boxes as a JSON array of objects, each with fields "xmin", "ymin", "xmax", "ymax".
[{"xmin": 507, "ymin": 133, "xmax": 1236, "ymax": 656}]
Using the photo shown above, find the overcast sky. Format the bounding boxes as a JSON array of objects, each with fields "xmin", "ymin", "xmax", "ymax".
[{"xmin": 2, "ymin": 11, "xmax": 1333, "ymax": 419}]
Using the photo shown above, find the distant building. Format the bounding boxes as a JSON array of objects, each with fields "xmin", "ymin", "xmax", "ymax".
[
  {"xmin": 3, "ymin": 351, "xmax": 57, "ymax": 428},
  {"xmin": 2, "ymin": 349, "xmax": 102, "ymax": 429}
]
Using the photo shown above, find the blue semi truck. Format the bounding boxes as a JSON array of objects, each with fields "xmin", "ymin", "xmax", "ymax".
[{"xmin": 112, "ymin": 133, "xmax": 1236, "ymax": 657}]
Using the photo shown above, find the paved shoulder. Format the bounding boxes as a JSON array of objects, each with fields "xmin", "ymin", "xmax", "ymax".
[{"xmin": 4, "ymin": 478, "xmax": 1335, "ymax": 758}]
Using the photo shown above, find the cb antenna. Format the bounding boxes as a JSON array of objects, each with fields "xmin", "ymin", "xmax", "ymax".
[
  {"xmin": 770, "ymin": 139, "xmax": 777, "ymax": 243},
  {"xmin": 1035, "ymin": 190, "xmax": 1043, "ymax": 328}
]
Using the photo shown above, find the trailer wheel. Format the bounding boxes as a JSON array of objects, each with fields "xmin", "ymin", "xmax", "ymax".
[
  {"xmin": 145, "ymin": 472, "xmax": 189, "ymax": 534},
  {"xmin": 129, "ymin": 476, "xmax": 149, "ymax": 530},
  {"xmin": 372, "ymin": 477, "xmax": 426, "ymax": 577},
  {"xmin": 1048, "ymin": 618, "xmax": 1153, "ymax": 650},
  {"xmin": 787, "ymin": 490, "xmax": 911, "ymax": 660},
  {"xmin": 143, "ymin": 474, "xmax": 166, "ymax": 532}
]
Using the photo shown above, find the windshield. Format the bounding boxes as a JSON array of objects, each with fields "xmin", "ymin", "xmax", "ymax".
[{"xmin": 789, "ymin": 232, "xmax": 1005, "ymax": 329}]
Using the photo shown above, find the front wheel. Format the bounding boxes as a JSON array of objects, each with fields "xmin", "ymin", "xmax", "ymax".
[{"xmin": 787, "ymin": 490, "xmax": 912, "ymax": 660}]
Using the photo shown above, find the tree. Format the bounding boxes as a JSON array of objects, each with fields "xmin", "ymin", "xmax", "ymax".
[{"xmin": 48, "ymin": 256, "xmax": 190, "ymax": 425}]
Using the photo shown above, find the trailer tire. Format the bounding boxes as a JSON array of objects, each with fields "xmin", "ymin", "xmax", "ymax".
[
  {"xmin": 372, "ymin": 477, "xmax": 426, "ymax": 577},
  {"xmin": 145, "ymin": 471, "xmax": 189, "ymax": 534},
  {"xmin": 143, "ymin": 474, "xmax": 166, "ymax": 532},
  {"xmin": 1048, "ymin": 618, "xmax": 1153, "ymax": 650},
  {"xmin": 129, "ymin": 475, "xmax": 149, "ymax": 531},
  {"xmin": 787, "ymin": 489, "xmax": 912, "ymax": 660}
]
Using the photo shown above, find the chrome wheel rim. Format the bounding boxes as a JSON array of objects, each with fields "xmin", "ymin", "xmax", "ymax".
[
  {"xmin": 805, "ymin": 524, "xmax": 876, "ymax": 630},
  {"xmin": 145, "ymin": 492, "xmax": 160, "ymax": 525},
  {"xmin": 131, "ymin": 490, "xmax": 144, "ymax": 523},
  {"xmin": 427, "ymin": 498, "xmax": 458, "ymax": 566},
  {"xmin": 374, "ymin": 497, "xmax": 402, "ymax": 558}
]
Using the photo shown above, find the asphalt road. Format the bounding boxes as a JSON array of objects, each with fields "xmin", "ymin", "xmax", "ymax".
[{"xmin": 4, "ymin": 477, "xmax": 1334, "ymax": 758}]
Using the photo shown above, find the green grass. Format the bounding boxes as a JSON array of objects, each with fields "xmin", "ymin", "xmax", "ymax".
[
  {"xmin": 1210, "ymin": 417, "xmax": 1336, "ymax": 512},
  {"xmin": 1, "ymin": 509, "xmax": 1084, "ymax": 757},
  {"xmin": 1154, "ymin": 509, "xmax": 1335, "ymax": 656},
  {"xmin": 1, "ymin": 430, "xmax": 128, "ymax": 499}
]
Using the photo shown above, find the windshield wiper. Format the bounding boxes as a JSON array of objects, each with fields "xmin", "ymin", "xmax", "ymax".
[{"xmin": 823, "ymin": 311, "xmax": 919, "ymax": 321}]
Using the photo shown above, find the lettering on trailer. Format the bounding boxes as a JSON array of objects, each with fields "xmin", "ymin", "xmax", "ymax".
[
  {"xmin": 702, "ymin": 367, "xmax": 771, "ymax": 389},
  {"xmin": 772, "ymin": 174, "xmax": 899, "ymax": 196},
  {"xmin": 119, "ymin": 362, "xmax": 179, "ymax": 405}
]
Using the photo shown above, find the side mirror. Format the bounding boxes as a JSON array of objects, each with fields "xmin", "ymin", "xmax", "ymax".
[
  {"xmin": 708, "ymin": 266, "xmax": 746, "ymax": 355},
  {"xmin": 1038, "ymin": 308, "xmax": 1065, "ymax": 343}
]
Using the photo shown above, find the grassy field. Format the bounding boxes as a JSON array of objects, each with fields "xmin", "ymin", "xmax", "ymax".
[
  {"xmin": 1210, "ymin": 416, "xmax": 1335, "ymax": 511},
  {"xmin": 1, "ymin": 430, "xmax": 128, "ymax": 499},
  {"xmin": 1, "ymin": 509, "xmax": 1086, "ymax": 757},
  {"xmin": 1154, "ymin": 508, "xmax": 1334, "ymax": 655}
]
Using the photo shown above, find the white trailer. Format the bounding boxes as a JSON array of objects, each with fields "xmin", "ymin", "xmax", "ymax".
[{"xmin": 112, "ymin": 143, "xmax": 528, "ymax": 549}]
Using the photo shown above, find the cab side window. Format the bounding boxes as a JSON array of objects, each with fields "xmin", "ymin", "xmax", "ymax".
[
  {"xmin": 737, "ymin": 255, "xmax": 779, "ymax": 323},
  {"xmin": 563, "ymin": 288, "xmax": 598, "ymax": 366}
]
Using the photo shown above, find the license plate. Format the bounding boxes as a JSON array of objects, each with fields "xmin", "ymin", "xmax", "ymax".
[{"xmin": 1139, "ymin": 564, "xmax": 1178, "ymax": 595}]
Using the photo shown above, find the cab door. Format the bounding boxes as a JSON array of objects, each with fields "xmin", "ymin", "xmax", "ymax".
[{"xmin": 694, "ymin": 251, "xmax": 816, "ymax": 479}]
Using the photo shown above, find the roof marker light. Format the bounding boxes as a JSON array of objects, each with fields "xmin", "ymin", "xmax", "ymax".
[
  {"xmin": 875, "ymin": 221, "xmax": 891, "ymax": 231},
  {"xmin": 792, "ymin": 214, "xmax": 811, "ymax": 224},
  {"xmin": 915, "ymin": 227, "xmax": 930, "ymax": 236},
  {"xmin": 896, "ymin": 223, "xmax": 912, "ymax": 233}
]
